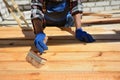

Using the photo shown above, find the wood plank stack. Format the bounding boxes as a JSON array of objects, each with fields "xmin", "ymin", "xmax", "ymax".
[{"xmin": 0, "ymin": 26, "xmax": 120, "ymax": 80}]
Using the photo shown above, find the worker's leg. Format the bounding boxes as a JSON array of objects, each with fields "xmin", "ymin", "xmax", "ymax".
[{"xmin": 59, "ymin": 12, "xmax": 75, "ymax": 35}]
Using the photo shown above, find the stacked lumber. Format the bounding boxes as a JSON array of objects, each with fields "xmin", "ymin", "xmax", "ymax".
[{"xmin": 0, "ymin": 26, "xmax": 120, "ymax": 80}]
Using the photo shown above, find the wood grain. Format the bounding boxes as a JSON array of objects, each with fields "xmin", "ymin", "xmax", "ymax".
[
  {"xmin": 0, "ymin": 71, "xmax": 119, "ymax": 80},
  {"xmin": 0, "ymin": 27, "xmax": 120, "ymax": 80}
]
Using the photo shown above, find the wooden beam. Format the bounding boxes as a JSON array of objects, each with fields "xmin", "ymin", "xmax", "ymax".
[
  {"xmin": 0, "ymin": 41, "xmax": 120, "ymax": 52},
  {"xmin": 101, "ymin": 10, "xmax": 120, "ymax": 14},
  {"xmin": 0, "ymin": 31, "xmax": 120, "ymax": 40},
  {"xmin": 0, "ymin": 71, "xmax": 119, "ymax": 80},
  {"xmin": 0, "ymin": 39, "xmax": 33, "ymax": 45},
  {"xmin": 0, "ymin": 61, "xmax": 120, "ymax": 71},
  {"xmin": 82, "ymin": 18, "xmax": 120, "ymax": 24},
  {"xmin": 1, "ymin": 38, "xmax": 120, "ymax": 45},
  {"xmin": 83, "ymin": 12, "xmax": 112, "ymax": 18},
  {"xmin": 0, "ymin": 27, "xmax": 61, "ymax": 31},
  {"xmin": 0, "ymin": 51, "xmax": 120, "ymax": 61},
  {"xmin": 0, "ymin": 27, "xmax": 120, "ymax": 40},
  {"xmin": 0, "ymin": 26, "xmax": 120, "ymax": 31}
]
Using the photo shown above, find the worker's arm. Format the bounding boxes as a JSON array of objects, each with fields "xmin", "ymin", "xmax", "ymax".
[
  {"xmin": 31, "ymin": 0, "xmax": 44, "ymax": 21},
  {"xmin": 74, "ymin": 13, "xmax": 95, "ymax": 42},
  {"xmin": 31, "ymin": 0, "xmax": 48, "ymax": 54},
  {"xmin": 73, "ymin": 13, "xmax": 82, "ymax": 29},
  {"xmin": 69, "ymin": 0, "xmax": 83, "ymax": 29},
  {"xmin": 31, "ymin": 0, "xmax": 46, "ymax": 34},
  {"xmin": 69, "ymin": 0, "xmax": 95, "ymax": 42}
]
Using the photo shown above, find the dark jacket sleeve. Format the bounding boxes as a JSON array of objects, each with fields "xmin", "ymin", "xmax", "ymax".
[
  {"xmin": 31, "ymin": 0, "xmax": 45, "ymax": 20},
  {"xmin": 69, "ymin": 0, "xmax": 83, "ymax": 16}
]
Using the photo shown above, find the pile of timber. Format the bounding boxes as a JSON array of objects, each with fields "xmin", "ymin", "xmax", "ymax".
[{"xmin": 0, "ymin": 26, "xmax": 120, "ymax": 80}]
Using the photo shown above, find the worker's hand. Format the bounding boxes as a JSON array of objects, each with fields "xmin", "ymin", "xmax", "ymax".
[
  {"xmin": 75, "ymin": 28, "xmax": 95, "ymax": 43},
  {"xmin": 34, "ymin": 32, "xmax": 48, "ymax": 54}
]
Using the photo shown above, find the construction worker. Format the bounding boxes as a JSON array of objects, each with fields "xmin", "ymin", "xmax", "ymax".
[{"xmin": 31, "ymin": 0, "xmax": 95, "ymax": 54}]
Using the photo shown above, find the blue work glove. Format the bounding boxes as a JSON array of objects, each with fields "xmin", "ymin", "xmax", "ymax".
[
  {"xmin": 34, "ymin": 32, "xmax": 48, "ymax": 54},
  {"xmin": 75, "ymin": 28, "xmax": 95, "ymax": 43}
]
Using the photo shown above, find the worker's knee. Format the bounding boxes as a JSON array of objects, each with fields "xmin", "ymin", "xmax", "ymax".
[{"xmin": 32, "ymin": 18, "xmax": 45, "ymax": 34}]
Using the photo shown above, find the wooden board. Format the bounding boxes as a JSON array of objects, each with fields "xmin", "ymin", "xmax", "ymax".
[
  {"xmin": 0, "ymin": 26, "xmax": 120, "ymax": 40},
  {"xmin": 0, "ymin": 61, "xmax": 120, "ymax": 71},
  {"xmin": 1, "ymin": 41, "xmax": 120, "ymax": 52},
  {"xmin": 82, "ymin": 18, "xmax": 120, "ymax": 24},
  {"xmin": 83, "ymin": 12, "xmax": 112, "ymax": 18},
  {"xmin": 0, "ymin": 71, "xmax": 119, "ymax": 80},
  {"xmin": 0, "ymin": 51, "xmax": 120, "ymax": 61}
]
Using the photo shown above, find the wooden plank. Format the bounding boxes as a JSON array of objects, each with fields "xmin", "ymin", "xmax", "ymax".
[
  {"xmin": 0, "ymin": 27, "xmax": 61, "ymax": 31},
  {"xmin": 1, "ymin": 18, "xmax": 120, "ymax": 26},
  {"xmin": 0, "ymin": 71, "xmax": 119, "ymax": 80},
  {"xmin": 0, "ymin": 39, "xmax": 33, "ymax": 45},
  {"xmin": 0, "ymin": 25, "xmax": 120, "ymax": 36},
  {"xmin": 1, "ymin": 34, "xmax": 120, "ymax": 40},
  {"xmin": 0, "ymin": 61, "xmax": 120, "ymax": 71},
  {"xmin": 0, "ymin": 41, "xmax": 120, "ymax": 52},
  {"xmin": 0, "ymin": 61, "xmax": 94, "ymax": 71},
  {"xmin": 0, "ymin": 29, "xmax": 117, "ymax": 34},
  {"xmin": 0, "ymin": 31, "xmax": 35, "ymax": 39},
  {"xmin": 47, "ymin": 34, "xmax": 120, "ymax": 40},
  {"xmin": 0, "ymin": 26, "xmax": 119, "ymax": 34},
  {"xmin": 47, "ymin": 43, "xmax": 120, "ymax": 52},
  {"xmin": 83, "ymin": 12, "xmax": 112, "ymax": 18},
  {"xmin": 101, "ymin": 10, "xmax": 120, "ymax": 14},
  {"xmin": 0, "ymin": 39, "xmax": 120, "ymax": 46},
  {"xmin": 0, "ymin": 51, "xmax": 120, "ymax": 61},
  {"xmin": 82, "ymin": 18, "xmax": 120, "ymax": 24},
  {"xmin": 1, "ymin": 26, "xmax": 120, "ymax": 31},
  {"xmin": 0, "ymin": 29, "xmax": 120, "ymax": 40},
  {"xmin": 41, "ymin": 51, "xmax": 120, "ymax": 62}
]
